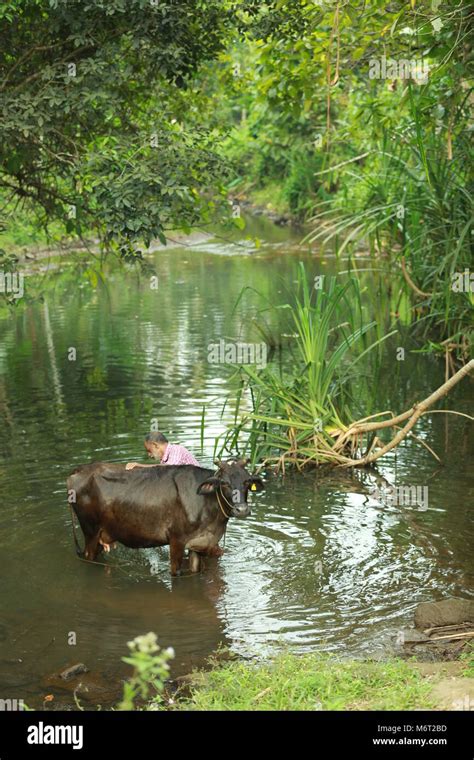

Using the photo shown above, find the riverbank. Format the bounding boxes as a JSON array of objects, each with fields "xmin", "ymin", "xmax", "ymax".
[
  {"xmin": 166, "ymin": 650, "xmax": 474, "ymax": 712},
  {"xmin": 0, "ymin": 205, "xmax": 293, "ymax": 268},
  {"xmin": 232, "ymin": 185, "xmax": 297, "ymax": 227}
]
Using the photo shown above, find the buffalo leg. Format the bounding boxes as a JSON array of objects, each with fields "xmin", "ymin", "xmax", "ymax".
[
  {"xmin": 169, "ymin": 537, "xmax": 185, "ymax": 576},
  {"xmin": 189, "ymin": 550, "xmax": 202, "ymax": 574},
  {"xmin": 84, "ymin": 530, "xmax": 101, "ymax": 561}
]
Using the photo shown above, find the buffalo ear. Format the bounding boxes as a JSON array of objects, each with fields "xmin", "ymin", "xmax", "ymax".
[
  {"xmin": 197, "ymin": 477, "xmax": 220, "ymax": 495},
  {"xmin": 248, "ymin": 477, "xmax": 264, "ymax": 492}
]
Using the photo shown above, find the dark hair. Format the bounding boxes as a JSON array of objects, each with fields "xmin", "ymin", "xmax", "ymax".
[{"xmin": 145, "ymin": 432, "xmax": 168, "ymax": 444}]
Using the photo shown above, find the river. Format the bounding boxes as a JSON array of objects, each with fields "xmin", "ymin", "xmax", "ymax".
[{"xmin": 0, "ymin": 216, "xmax": 472, "ymax": 708}]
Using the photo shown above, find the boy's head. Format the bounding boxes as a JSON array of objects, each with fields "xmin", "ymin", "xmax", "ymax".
[{"xmin": 144, "ymin": 432, "xmax": 168, "ymax": 460}]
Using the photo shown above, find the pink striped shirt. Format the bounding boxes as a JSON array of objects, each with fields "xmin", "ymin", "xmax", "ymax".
[{"xmin": 162, "ymin": 443, "xmax": 199, "ymax": 466}]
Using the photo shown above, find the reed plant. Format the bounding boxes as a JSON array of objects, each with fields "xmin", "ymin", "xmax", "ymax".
[
  {"xmin": 216, "ymin": 264, "xmax": 395, "ymax": 469},
  {"xmin": 306, "ymin": 90, "xmax": 473, "ymax": 360}
]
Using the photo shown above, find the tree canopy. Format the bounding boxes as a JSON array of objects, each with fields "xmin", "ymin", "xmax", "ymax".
[{"xmin": 0, "ymin": 0, "xmax": 235, "ymax": 253}]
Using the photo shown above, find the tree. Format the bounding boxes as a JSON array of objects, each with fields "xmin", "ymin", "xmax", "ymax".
[{"xmin": 0, "ymin": 0, "xmax": 234, "ymax": 254}]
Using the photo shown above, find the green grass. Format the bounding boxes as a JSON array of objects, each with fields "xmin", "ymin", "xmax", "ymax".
[{"xmin": 176, "ymin": 653, "xmax": 437, "ymax": 711}]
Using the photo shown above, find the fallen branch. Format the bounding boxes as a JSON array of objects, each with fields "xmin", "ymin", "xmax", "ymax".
[
  {"xmin": 430, "ymin": 631, "xmax": 474, "ymax": 642},
  {"xmin": 423, "ymin": 623, "xmax": 472, "ymax": 636},
  {"xmin": 258, "ymin": 360, "xmax": 473, "ymax": 471},
  {"xmin": 406, "ymin": 631, "xmax": 474, "ymax": 647},
  {"xmin": 337, "ymin": 359, "xmax": 474, "ymax": 468},
  {"xmin": 394, "ymin": 427, "xmax": 441, "ymax": 463}
]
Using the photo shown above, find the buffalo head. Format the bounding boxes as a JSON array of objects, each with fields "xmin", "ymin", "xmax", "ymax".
[{"xmin": 196, "ymin": 458, "xmax": 264, "ymax": 518}]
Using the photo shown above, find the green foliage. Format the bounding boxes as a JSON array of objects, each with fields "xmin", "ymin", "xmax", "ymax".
[
  {"xmin": 307, "ymin": 83, "xmax": 473, "ymax": 353},
  {"xmin": 1, "ymin": 0, "xmax": 471, "ymax": 344},
  {"xmin": 0, "ymin": 0, "xmax": 234, "ymax": 253},
  {"xmin": 460, "ymin": 643, "xmax": 474, "ymax": 678},
  {"xmin": 0, "ymin": 246, "xmax": 18, "ymax": 271},
  {"xmin": 205, "ymin": 1, "xmax": 473, "ymax": 344},
  {"xmin": 117, "ymin": 632, "xmax": 175, "ymax": 711},
  {"xmin": 217, "ymin": 264, "xmax": 395, "ymax": 467},
  {"xmin": 282, "ymin": 147, "xmax": 324, "ymax": 215},
  {"xmin": 178, "ymin": 652, "xmax": 436, "ymax": 711}
]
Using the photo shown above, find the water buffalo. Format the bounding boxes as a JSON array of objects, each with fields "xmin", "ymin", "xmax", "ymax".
[{"xmin": 67, "ymin": 458, "xmax": 264, "ymax": 575}]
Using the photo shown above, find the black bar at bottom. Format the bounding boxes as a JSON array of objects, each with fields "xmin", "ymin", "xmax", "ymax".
[{"xmin": 0, "ymin": 710, "xmax": 472, "ymax": 757}]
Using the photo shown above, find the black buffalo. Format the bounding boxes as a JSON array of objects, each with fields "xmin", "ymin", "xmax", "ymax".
[{"xmin": 67, "ymin": 459, "xmax": 264, "ymax": 575}]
